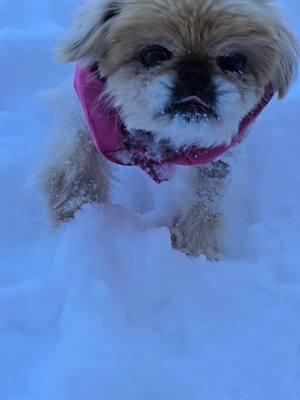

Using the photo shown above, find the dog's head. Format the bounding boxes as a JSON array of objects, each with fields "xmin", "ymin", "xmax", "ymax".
[{"xmin": 60, "ymin": 0, "xmax": 298, "ymax": 151}]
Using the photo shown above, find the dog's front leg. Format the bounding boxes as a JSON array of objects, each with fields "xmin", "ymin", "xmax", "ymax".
[
  {"xmin": 45, "ymin": 128, "xmax": 111, "ymax": 225},
  {"xmin": 171, "ymin": 161, "xmax": 229, "ymax": 260}
]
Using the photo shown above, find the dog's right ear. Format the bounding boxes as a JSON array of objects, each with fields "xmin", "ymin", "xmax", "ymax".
[{"xmin": 59, "ymin": 0, "xmax": 121, "ymax": 64}]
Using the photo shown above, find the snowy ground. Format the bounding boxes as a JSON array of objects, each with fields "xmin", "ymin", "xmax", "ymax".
[{"xmin": 1, "ymin": 1, "xmax": 300, "ymax": 399}]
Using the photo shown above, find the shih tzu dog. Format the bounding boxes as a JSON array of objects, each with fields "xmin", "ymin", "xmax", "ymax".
[{"xmin": 46, "ymin": 0, "xmax": 298, "ymax": 259}]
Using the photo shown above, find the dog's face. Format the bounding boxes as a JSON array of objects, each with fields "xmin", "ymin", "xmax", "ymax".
[{"xmin": 61, "ymin": 0, "xmax": 298, "ymax": 151}]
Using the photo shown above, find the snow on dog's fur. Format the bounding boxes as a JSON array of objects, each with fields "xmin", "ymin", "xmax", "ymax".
[{"xmin": 45, "ymin": 0, "xmax": 298, "ymax": 258}]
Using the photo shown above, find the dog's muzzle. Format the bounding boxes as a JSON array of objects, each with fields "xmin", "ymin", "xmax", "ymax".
[{"xmin": 167, "ymin": 60, "xmax": 217, "ymax": 121}]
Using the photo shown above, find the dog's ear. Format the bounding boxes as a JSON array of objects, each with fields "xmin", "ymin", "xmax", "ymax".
[
  {"xmin": 59, "ymin": 0, "xmax": 121, "ymax": 64},
  {"xmin": 272, "ymin": 23, "xmax": 299, "ymax": 98}
]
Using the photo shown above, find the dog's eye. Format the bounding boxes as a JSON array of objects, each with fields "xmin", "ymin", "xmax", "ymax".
[
  {"xmin": 140, "ymin": 45, "xmax": 172, "ymax": 67},
  {"xmin": 217, "ymin": 53, "xmax": 248, "ymax": 74}
]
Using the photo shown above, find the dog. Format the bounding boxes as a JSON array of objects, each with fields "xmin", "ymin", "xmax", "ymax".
[{"xmin": 45, "ymin": 0, "xmax": 298, "ymax": 259}]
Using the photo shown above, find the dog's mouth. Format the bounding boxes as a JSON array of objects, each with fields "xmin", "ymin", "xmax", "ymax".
[
  {"xmin": 167, "ymin": 96, "xmax": 218, "ymax": 122},
  {"xmin": 126, "ymin": 96, "xmax": 218, "ymax": 159}
]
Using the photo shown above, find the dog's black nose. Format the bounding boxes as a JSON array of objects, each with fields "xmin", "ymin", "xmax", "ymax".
[
  {"xmin": 169, "ymin": 60, "xmax": 217, "ymax": 121},
  {"xmin": 175, "ymin": 60, "xmax": 215, "ymax": 101},
  {"xmin": 178, "ymin": 65, "xmax": 211, "ymax": 88}
]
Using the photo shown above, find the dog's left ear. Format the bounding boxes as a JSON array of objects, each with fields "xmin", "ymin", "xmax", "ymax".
[
  {"xmin": 58, "ymin": 0, "xmax": 121, "ymax": 64},
  {"xmin": 272, "ymin": 23, "xmax": 299, "ymax": 98}
]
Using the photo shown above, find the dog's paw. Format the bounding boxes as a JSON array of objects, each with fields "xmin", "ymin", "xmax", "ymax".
[{"xmin": 170, "ymin": 213, "xmax": 223, "ymax": 261}]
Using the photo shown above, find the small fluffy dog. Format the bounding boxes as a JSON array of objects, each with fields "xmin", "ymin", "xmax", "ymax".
[{"xmin": 46, "ymin": 0, "xmax": 298, "ymax": 259}]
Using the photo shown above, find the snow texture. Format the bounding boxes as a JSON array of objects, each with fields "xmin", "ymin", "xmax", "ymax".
[{"xmin": 0, "ymin": 1, "xmax": 300, "ymax": 399}]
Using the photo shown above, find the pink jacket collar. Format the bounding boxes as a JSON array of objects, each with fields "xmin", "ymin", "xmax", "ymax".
[{"xmin": 74, "ymin": 64, "xmax": 274, "ymax": 182}]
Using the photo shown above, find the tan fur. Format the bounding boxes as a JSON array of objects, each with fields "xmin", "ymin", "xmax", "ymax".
[
  {"xmin": 171, "ymin": 161, "xmax": 229, "ymax": 258},
  {"xmin": 46, "ymin": 128, "xmax": 111, "ymax": 224},
  {"xmin": 60, "ymin": 0, "xmax": 298, "ymax": 97}
]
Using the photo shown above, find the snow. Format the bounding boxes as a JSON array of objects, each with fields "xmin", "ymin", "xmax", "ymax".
[{"xmin": 0, "ymin": 1, "xmax": 300, "ymax": 399}]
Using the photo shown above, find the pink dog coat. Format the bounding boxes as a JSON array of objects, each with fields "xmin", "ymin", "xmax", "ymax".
[{"xmin": 74, "ymin": 64, "xmax": 274, "ymax": 182}]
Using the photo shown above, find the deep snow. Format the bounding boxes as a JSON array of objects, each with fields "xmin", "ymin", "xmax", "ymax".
[{"xmin": 1, "ymin": 1, "xmax": 300, "ymax": 399}]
